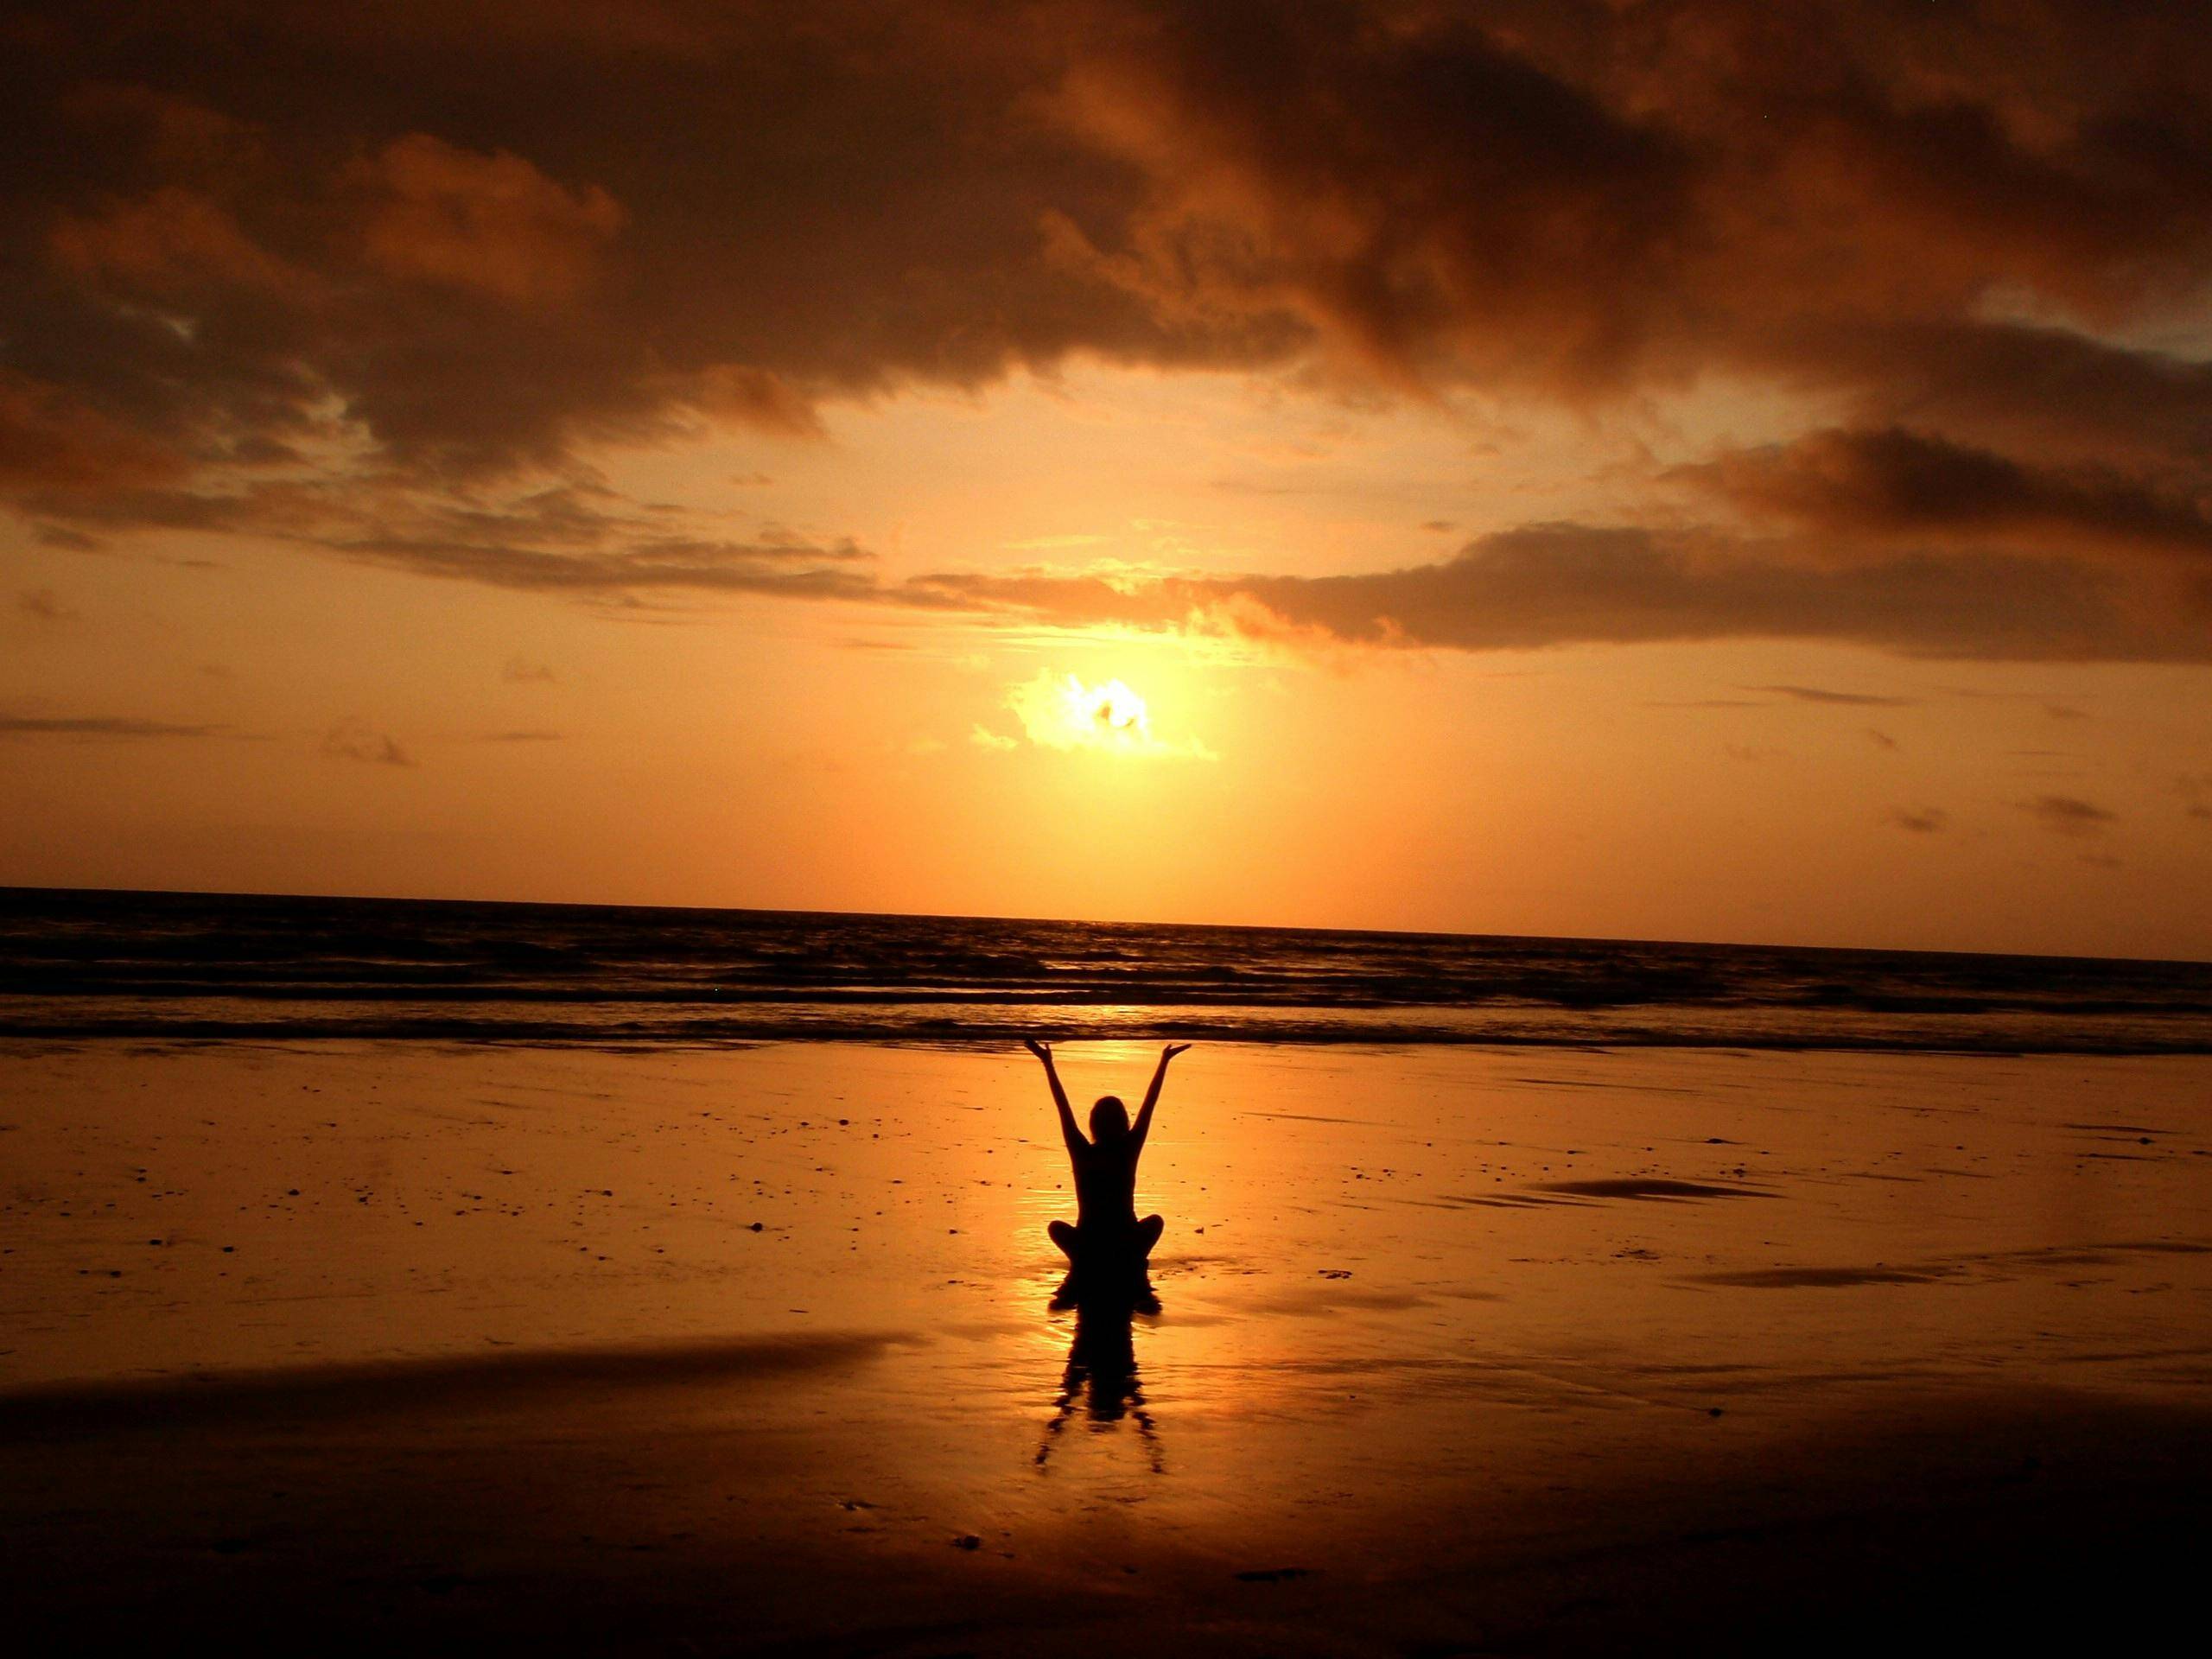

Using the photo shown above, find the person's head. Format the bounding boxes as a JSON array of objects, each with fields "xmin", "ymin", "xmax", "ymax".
[{"xmin": 1090, "ymin": 1095, "xmax": 1130, "ymax": 1144}]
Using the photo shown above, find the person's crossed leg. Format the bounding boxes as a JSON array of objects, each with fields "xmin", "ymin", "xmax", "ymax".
[{"xmin": 1050, "ymin": 1214, "xmax": 1163, "ymax": 1262}]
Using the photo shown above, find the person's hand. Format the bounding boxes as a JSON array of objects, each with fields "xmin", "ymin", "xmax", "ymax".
[
  {"xmin": 1162, "ymin": 1042, "xmax": 1192, "ymax": 1061},
  {"xmin": 1024, "ymin": 1037, "xmax": 1052, "ymax": 1061}
]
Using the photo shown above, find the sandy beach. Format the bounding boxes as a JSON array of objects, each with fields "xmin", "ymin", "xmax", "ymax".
[{"xmin": 4, "ymin": 1037, "xmax": 2208, "ymax": 1652}]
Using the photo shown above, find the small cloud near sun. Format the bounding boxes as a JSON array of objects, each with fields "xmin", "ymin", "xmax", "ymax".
[
  {"xmin": 321, "ymin": 719, "xmax": 415, "ymax": 768},
  {"xmin": 987, "ymin": 671, "xmax": 1215, "ymax": 760}
]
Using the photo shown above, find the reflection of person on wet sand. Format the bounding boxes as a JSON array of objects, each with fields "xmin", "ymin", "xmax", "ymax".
[
  {"xmin": 1025, "ymin": 1039, "xmax": 1188, "ymax": 1277},
  {"xmin": 1036, "ymin": 1295, "xmax": 1161, "ymax": 1471}
]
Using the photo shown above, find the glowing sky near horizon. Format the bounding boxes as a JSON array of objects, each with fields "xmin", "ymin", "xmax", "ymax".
[{"xmin": 4, "ymin": 3, "xmax": 2212, "ymax": 957}]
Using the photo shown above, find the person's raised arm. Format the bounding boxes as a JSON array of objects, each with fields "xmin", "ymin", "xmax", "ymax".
[
  {"xmin": 1025, "ymin": 1038, "xmax": 1082, "ymax": 1154},
  {"xmin": 1131, "ymin": 1043, "xmax": 1190, "ymax": 1153}
]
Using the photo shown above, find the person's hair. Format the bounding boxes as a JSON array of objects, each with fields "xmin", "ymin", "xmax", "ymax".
[{"xmin": 1090, "ymin": 1095, "xmax": 1130, "ymax": 1141}]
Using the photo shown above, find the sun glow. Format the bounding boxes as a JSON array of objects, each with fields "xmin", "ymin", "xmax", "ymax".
[
  {"xmin": 1014, "ymin": 672, "xmax": 1150, "ymax": 748},
  {"xmin": 995, "ymin": 671, "xmax": 1213, "ymax": 760},
  {"xmin": 1076, "ymin": 677, "xmax": 1151, "ymax": 740}
]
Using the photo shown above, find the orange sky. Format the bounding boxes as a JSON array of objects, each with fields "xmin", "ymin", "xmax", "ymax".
[{"xmin": 4, "ymin": 3, "xmax": 2211, "ymax": 957}]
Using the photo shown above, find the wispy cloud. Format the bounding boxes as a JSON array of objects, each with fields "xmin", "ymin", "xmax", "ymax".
[
  {"xmin": 906, "ymin": 526, "xmax": 2197, "ymax": 663},
  {"xmin": 35, "ymin": 478, "xmax": 882, "ymax": 604},
  {"xmin": 2018, "ymin": 794, "xmax": 2116, "ymax": 836},
  {"xmin": 1745, "ymin": 685, "xmax": 1917, "ymax": 709},
  {"xmin": 0, "ymin": 715, "xmax": 221, "ymax": 738},
  {"xmin": 321, "ymin": 719, "xmax": 414, "ymax": 767}
]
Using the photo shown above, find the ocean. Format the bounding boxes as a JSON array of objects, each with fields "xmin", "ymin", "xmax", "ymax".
[{"xmin": 3, "ymin": 886, "xmax": 2209, "ymax": 1052}]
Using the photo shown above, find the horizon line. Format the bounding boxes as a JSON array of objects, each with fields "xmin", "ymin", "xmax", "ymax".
[{"xmin": 3, "ymin": 880, "xmax": 2205, "ymax": 972}]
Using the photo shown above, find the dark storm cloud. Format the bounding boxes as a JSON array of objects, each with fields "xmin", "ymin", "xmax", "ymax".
[
  {"xmin": 1888, "ymin": 807, "xmax": 1947, "ymax": 835},
  {"xmin": 1770, "ymin": 321, "xmax": 2212, "ymax": 473},
  {"xmin": 6, "ymin": 3, "xmax": 2212, "ymax": 657},
  {"xmin": 1688, "ymin": 427, "xmax": 2212, "ymax": 558},
  {"xmin": 0, "ymin": 2, "xmax": 1207, "ymax": 486}
]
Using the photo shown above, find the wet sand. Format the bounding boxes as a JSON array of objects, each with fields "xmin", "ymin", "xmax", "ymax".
[{"xmin": 4, "ymin": 1039, "xmax": 2209, "ymax": 1652}]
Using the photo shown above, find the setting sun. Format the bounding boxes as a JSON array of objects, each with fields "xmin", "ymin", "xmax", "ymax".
[
  {"xmin": 1046, "ymin": 673, "xmax": 1149, "ymax": 747},
  {"xmin": 990, "ymin": 671, "xmax": 1215, "ymax": 762}
]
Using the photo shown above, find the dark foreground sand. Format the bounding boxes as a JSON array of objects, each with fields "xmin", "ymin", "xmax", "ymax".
[{"xmin": 4, "ymin": 1039, "xmax": 2209, "ymax": 1653}]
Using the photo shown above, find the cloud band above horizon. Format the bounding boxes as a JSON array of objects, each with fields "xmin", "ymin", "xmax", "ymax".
[{"xmin": 6, "ymin": 2, "xmax": 2212, "ymax": 662}]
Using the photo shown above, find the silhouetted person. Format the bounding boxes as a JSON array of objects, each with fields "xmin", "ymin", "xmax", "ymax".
[{"xmin": 1026, "ymin": 1038, "xmax": 1186, "ymax": 1280}]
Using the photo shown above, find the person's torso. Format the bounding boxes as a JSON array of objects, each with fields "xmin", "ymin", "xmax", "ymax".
[{"xmin": 1072, "ymin": 1141, "xmax": 1137, "ymax": 1226}]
